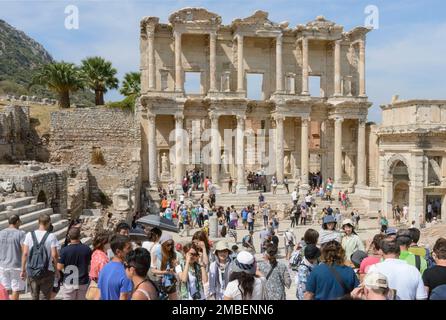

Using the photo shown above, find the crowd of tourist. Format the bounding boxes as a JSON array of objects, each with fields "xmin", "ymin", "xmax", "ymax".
[{"xmin": 1, "ymin": 183, "xmax": 445, "ymax": 301}]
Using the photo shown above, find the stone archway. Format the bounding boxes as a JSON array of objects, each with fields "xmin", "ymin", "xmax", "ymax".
[
  {"xmin": 383, "ymin": 154, "xmax": 411, "ymax": 218},
  {"xmin": 37, "ymin": 190, "xmax": 47, "ymax": 205}
]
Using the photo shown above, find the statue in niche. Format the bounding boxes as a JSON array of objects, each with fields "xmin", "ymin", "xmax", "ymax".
[
  {"xmin": 284, "ymin": 155, "xmax": 290, "ymax": 174},
  {"xmin": 161, "ymin": 152, "xmax": 170, "ymax": 175},
  {"xmin": 221, "ymin": 151, "xmax": 229, "ymax": 175}
]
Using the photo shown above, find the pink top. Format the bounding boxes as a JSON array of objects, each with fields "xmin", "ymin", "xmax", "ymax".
[
  {"xmin": 0, "ymin": 284, "xmax": 9, "ymax": 300},
  {"xmin": 89, "ymin": 249, "xmax": 109, "ymax": 280},
  {"xmin": 359, "ymin": 256, "xmax": 381, "ymax": 274}
]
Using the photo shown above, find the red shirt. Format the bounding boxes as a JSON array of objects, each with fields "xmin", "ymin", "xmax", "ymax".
[
  {"xmin": 0, "ymin": 284, "xmax": 9, "ymax": 300},
  {"xmin": 359, "ymin": 256, "xmax": 381, "ymax": 274},
  {"xmin": 89, "ymin": 249, "xmax": 109, "ymax": 280}
]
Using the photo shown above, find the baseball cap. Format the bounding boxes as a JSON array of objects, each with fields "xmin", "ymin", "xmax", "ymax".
[
  {"xmin": 385, "ymin": 227, "xmax": 397, "ymax": 236},
  {"xmin": 364, "ymin": 272, "xmax": 389, "ymax": 290}
]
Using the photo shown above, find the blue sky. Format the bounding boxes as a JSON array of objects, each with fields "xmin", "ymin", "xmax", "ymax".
[{"xmin": 1, "ymin": 0, "xmax": 445, "ymax": 123}]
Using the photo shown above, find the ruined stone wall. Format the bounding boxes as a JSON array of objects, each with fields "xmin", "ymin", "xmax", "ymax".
[
  {"xmin": 49, "ymin": 107, "xmax": 142, "ymax": 215},
  {"xmin": 0, "ymin": 105, "xmax": 30, "ymax": 162},
  {"xmin": 0, "ymin": 163, "xmax": 68, "ymax": 216}
]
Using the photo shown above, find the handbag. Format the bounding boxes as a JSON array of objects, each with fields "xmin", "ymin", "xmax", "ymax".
[{"xmin": 85, "ymin": 279, "xmax": 100, "ymax": 300}]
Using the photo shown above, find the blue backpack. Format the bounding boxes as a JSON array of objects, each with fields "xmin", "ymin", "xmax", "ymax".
[{"xmin": 27, "ymin": 231, "xmax": 51, "ymax": 279}]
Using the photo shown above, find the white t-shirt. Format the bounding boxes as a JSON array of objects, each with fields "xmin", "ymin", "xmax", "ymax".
[
  {"xmin": 291, "ymin": 191, "xmax": 298, "ymax": 201},
  {"xmin": 224, "ymin": 277, "xmax": 265, "ymax": 300},
  {"xmin": 367, "ymin": 258, "xmax": 427, "ymax": 300},
  {"xmin": 247, "ymin": 212, "xmax": 254, "ymax": 223},
  {"xmin": 142, "ymin": 241, "xmax": 156, "ymax": 253},
  {"xmin": 24, "ymin": 230, "xmax": 59, "ymax": 272},
  {"xmin": 179, "ymin": 195, "xmax": 185, "ymax": 202},
  {"xmin": 403, "ymin": 206, "xmax": 409, "ymax": 215},
  {"xmin": 305, "ymin": 195, "xmax": 312, "ymax": 203},
  {"xmin": 230, "ymin": 211, "xmax": 238, "ymax": 221}
]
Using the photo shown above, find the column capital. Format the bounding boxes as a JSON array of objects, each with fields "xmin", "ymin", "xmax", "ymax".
[
  {"xmin": 209, "ymin": 113, "xmax": 220, "ymax": 123},
  {"xmin": 148, "ymin": 114, "xmax": 156, "ymax": 124},
  {"xmin": 174, "ymin": 113, "xmax": 184, "ymax": 122},
  {"xmin": 301, "ymin": 117, "xmax": 310, "ymax": 125},
  {"xmin": 273, "ymin": 114, "xmax": 285, "ymax": 123},
  {"xmin": 173, "ymin": 30, "xmax": 183, "ymax": 37},
  {"xmin": 334, "ymin": 116, "xmax": 344, "ymax": 123},
  {"xmin": 358, "ymin": 118, "xmax": 367, "ymax": 126},
  {"xmin": 236, "ymin": 114, "xmax": 246, "ymax": 124}
]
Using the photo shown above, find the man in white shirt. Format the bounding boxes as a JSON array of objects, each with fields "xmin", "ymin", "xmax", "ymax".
[
  {"xmin": 284, "ymin": 228, "xmax": 297, "ymax": 261},
  {"xmin": 21, "ymin": 213, "xmax": 59, "ymax": 300},
  {"xmin": 367, "ymin": 238, "xmax": 427, "ymax": 300},
  {"xmin": 179, "ymin": 193, "xmax": 185, "ymax": 204},
  {"xmin": 291, "ymin": 189, "xmax": 298, "ymax": 206}
]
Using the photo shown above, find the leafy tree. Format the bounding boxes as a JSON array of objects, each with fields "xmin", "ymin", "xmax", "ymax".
[
  {"xmin": 31, "ymin": 62, "xmax": 84, "ymax": 108},
  {"xmin": 120, "ymin": 72, "xmax": 141, "ymax": 97},
  {"xmin": 81, "ymin": 56, "xmax": 119, "ymax": 105}
]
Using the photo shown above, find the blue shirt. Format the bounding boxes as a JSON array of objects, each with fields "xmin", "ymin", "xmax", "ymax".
[
  {"xmin": 242, "ymin": 210, "xmax": 248, "ymax": 220},
  {"xmin": 306, "ymin": 263, "xmax": 359, "ymax": 300},
  {"xmin": 98, "ymin": 261, "xmax": 133, "ymax": 300}
]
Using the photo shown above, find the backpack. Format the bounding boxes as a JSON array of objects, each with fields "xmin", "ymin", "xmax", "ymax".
[
  {"xmin": 289, "ymin": 249, "xmax": 303, "ymax": 272},
  {"xmin": 27, "ymin": 231, "xmax": 51, "ymax": 279}
]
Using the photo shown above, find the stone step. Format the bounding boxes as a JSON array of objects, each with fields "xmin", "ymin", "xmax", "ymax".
[
  {"xmin": 0, "ymin": 208, "xmax": 53, "ymax": 230},
  {"xmin": 52, "ymin": 221, "xmax": 70, "ymax": 241},
  {"xmin": 19, "ymin": 213, "xmax": 61, "ymax": 233},
  {"xmin": 0, "ymin": 203, "xmax": 46, "ymax": 221},
  {"xmin": 0, "ymin": 197, "xmax": 34, "ymax": 211}
]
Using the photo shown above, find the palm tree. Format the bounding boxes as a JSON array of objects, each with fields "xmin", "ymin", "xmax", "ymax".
[
  {"xmin": 81, "ymin": 56, "xmax": 119, "ymax": 105},
  {"xmin": 120, "ymin": 72, "xmax": 141, "ymax": 97},
  {"xmin": 31, "ymin": 62, "xmax": 84, "ymax": 108}
]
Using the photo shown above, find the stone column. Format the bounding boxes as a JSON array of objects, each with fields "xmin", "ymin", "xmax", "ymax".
[
  {"xmin": 148, "ymin": 114, "xmax": 158, "ymax": 189},
  {"xmin": 275, "ymin": 115, "xmax": 285, "ymax": 193},
  {"xmin": 174, "ymin": 114, "xmax": 184, "ymax": 193},
  {"xmin": 209, "ymin": 32, "xmax": 217, "ymax": 92},
  {"xmin": 236, "ymin": 115, "xmax": 247, "ymax": 194},
  {"xmin": 300, "ymin": 117, "xmax": 310, "ymax": 194},
  {"xmin": 334, "ymin": 117, "xmax": 344, "ymax": 187},
  {"xmin": 334, "ymin": 40, "xmax": 341, "ymax": 96},
  {"xmin": 148, "ymin": 31, "xmax": 156, "ymax": 91},
  {"xmin": 210, "ymin": 114, "xmax": 220, "ymax": 190},
  {"xmin": 301, "ymin": 37, "xmax": 309, "ymax": 95},
  {"xmin": 358, "ymin": 39, "xmax": 366, "ymax": 97},
  {"xmin": 356, "ymin": 119, "xmax": 366, "ymax": 186},
  {"xmin": 276, "ymin": 34, "xmax": 283, "ymax": 92},
  {"xmin": 237, "ymin": 34, "xmax": 244, "ymax": 92},
  {"xmin": 174, "ymin": 31, "xmax": 183, "ymax": 92}
]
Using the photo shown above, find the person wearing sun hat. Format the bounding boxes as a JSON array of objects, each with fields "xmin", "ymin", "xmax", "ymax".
[
  {"xmin": 319, "ymin": 215, "xmax": 341, "ymax": 245},
  {"xmin": 341, "ymin": 218, "xmax": 365, "ymax": 263},
  {"xmin": 223, "ymin": 251, "xmax": 265, "ymax": 300},
  {"xmin": 208, "ymin": 241, "xmax": 233, "ymax": 300}
]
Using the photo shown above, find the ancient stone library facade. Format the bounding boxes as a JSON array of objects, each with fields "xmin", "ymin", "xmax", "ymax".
[{"xmin": 1, "ymin": 8, "xmax": 446, "ymax": 227}]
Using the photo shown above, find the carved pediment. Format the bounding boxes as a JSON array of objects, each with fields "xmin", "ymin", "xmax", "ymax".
[
  {"xmin": 232, "ymin": 10, "xmax": 287, "ymax": 31},
  {"xmin": 296, "ymin": 16, "xmax": 343, "ymax": 33},
  {"xmin": 168, "ymin": 7, "xmax": 222, "ymax": 25}
]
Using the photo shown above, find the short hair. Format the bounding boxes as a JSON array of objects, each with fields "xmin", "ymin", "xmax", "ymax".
[
  {"xmin": 68, "ymin": 227, "xmax": 81, "ymax": 241},
  {"xmin": 93, "ymin": 231, "xmax": 110, "ymax": 250},
  {"xmin": 8, "ymin": 214, "xmax": 21, "ymax": 225},
  {"xmin": 115, "ymin": 222, "xmax": 130, "ymax": 233},
  {"xmin": 433, "ymin": 238, "xmax": 446, "ymax": 260},
  {"xmin": 380, "ymin": 239, "xmax": 401, "ymax": 255},
  {"xmin": 396, "ymin": 229, "xmax": 412, "ymax": 247},
  {"xmin": 408, "ymin": 228, "xmax": 421, "ymax": 244},
  {"xmin": 110, "ymin": 235, "xmax": 131, "ymax": 255},
  {"xmin": 38, "ymin": 213, "xmax": 51, "ymax": 226},
  {"xmin": 125, "ymin": 248, "xmax": 151, "ymax": 277},
  {"xmin": 304, "ymin": 229, "xmax": 319, "ymax": 245}
]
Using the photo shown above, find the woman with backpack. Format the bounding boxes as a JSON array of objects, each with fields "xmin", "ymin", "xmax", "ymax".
[
  {"xmin": 258, "ymin": 243, "xmax": 291, "ymax": 300},
  {"xmin": 150, "ymin": 235, "xmax": 178, "ymax": 300}
]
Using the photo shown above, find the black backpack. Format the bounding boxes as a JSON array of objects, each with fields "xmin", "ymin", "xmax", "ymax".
[{"xmin": 27, "ymin": 231, "xmax": 51, "ymax": 279}]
